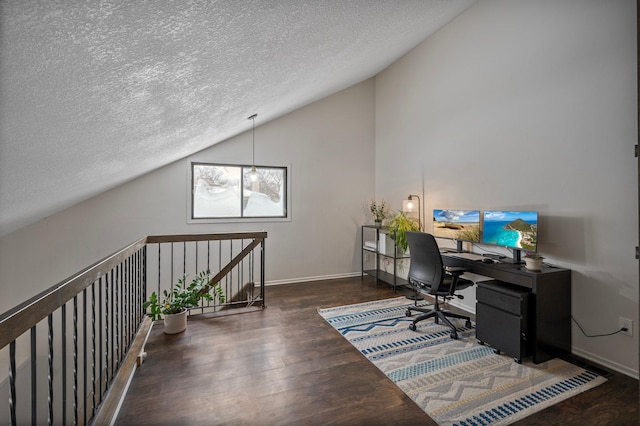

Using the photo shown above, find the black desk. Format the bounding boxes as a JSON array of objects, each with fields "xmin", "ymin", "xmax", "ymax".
[{"xmin": 443, "ymin": 254, "xmax": 571, "ymax": 364}]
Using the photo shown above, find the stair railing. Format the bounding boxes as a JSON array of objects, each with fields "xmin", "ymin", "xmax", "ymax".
[{"xmin": 0, "ymin": 231, "xmax": 266, "ymax": 426}]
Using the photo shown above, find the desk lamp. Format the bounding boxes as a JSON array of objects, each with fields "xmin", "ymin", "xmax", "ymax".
[{"xmin": 403, "ymin": 195, "xmax": 422, "ymax": 231}]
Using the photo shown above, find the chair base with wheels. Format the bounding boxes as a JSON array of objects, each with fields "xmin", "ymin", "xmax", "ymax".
[{"xmin": 405, "ymin": 293, "xmax": 473, "ymax": 339}]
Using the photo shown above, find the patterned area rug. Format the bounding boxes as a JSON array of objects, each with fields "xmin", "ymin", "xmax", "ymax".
[{"xmin": 318, "ymin": 297, "xmax": 606, "ymax": 426}]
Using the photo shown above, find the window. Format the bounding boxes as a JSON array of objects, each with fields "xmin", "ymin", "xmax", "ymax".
[{"xmin": 191, "ymin": 163, "xmax": 287, "ymax": 219}]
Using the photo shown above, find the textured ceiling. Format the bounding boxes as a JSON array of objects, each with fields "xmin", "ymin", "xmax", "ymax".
[{"xmin": 0, "ymin": 0, "xmax": 476, "ymax": 237}]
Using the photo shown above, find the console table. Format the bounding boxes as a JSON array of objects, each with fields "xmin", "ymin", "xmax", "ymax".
[
  {"xmin": 443, "ymin": 254, "xmax": 571, "ymax": 364},
  {"xmin": 361, "ymin": 225, "xmax": 410, "ymax": 291}
]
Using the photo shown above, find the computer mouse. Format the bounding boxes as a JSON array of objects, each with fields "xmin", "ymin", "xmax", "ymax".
[{"xmin": 481, "ymin": 258, "xmax": 494, "ymax": 264}]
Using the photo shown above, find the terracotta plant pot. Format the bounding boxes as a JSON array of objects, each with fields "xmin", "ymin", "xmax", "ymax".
[{"xmin": 163, "ymin": 310, "xmax": 188, "ymax": 334}]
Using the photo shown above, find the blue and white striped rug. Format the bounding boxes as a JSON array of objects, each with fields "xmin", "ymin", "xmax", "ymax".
[{"xmin": 318, "ymin": 297, "xmax": 606, "ymax": 426}]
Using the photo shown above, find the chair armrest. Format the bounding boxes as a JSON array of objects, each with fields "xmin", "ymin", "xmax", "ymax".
[{"xmin": 445, "ymin": 266, "xmax": 467, "ymax": 276}]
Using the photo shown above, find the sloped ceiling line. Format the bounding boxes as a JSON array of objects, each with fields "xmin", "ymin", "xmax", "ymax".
[{"xmin": 0, "ymin": 0, "xmax": 477, "ymax": 237}]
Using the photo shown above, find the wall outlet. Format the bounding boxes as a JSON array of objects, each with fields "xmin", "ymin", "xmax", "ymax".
[
  {"xmin": 364, "ymin": 253, "xmax": 370, "ymax": 262},
  {"xmin": 619, "ymin": 317, "xmax": 633, "ymax": 336}
]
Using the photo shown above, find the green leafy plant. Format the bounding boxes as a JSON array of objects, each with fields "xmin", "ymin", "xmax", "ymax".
[
  {"xmin": 143, "ymin": 270, "xmax": 225, "ymax": 321},
  {"xmin": 386, "ymin": 210, "xmax": 421, "ymax": 252},
  {"xmin": 369, "ymin": 198, "xmax": 388, "ymax": 222},
  {"xmin": 524, "ymin": 252, "xmax": 544, "ymax": 260}
]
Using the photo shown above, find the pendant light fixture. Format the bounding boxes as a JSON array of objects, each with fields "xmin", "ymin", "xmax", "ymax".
[{"xmin": 248, "ymin": 113, "xmax": 258, "ymax": 182}]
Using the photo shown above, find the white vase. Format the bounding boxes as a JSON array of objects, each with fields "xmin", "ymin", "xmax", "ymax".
[
  {"xmin": 524, "ymin": 257, "xmax": 543, "ymax": 271},
  {"xmin": 163, "ymin": 310, "xmax": 187, "ymax": 334}
]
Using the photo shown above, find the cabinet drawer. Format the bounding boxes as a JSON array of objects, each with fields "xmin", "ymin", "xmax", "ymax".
[
  {"xmin": 477, "ymin": 281, "xmax": 529, "ymax": 316},
  {"xmin": 476, "ymin": 302, "xmax": 530, "ymax": 360}
]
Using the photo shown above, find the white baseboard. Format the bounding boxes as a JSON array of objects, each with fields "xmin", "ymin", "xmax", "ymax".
[
  {"xmin": 265, "ymin": 272, "xmax": 362, "ymax": 286},
  {"xmin": 571, "ymin": 346, "xmax": 639, "ymax": 380}
]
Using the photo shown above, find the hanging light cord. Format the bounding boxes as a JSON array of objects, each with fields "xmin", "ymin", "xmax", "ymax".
[{"xmin": 248, "ymin": 114, "xmax": 257, "ymax": 166}]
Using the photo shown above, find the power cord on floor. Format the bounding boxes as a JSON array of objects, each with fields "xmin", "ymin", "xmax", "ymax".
[{"xmin": 571, "ymin": 316, "xmax": 628, "ymax": 337}]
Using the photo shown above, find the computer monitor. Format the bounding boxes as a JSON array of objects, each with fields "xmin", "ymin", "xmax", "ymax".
[
  {"xmin": 482, "ymin": 210, "xmax": 538, "ymax": 261},
  {"xmin": 432, "ymin": 209, "xmax": 481, "ymax": 251}
]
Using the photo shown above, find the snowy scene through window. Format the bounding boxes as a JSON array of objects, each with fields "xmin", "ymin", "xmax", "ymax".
[{"xmin": 192, "ymin": 163, "xmax": 287, "ymax": 219}]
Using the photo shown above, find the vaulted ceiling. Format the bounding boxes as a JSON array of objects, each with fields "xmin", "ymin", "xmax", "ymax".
[{"xmin": 0, "ymin": 0, "xmax": 476, "ymax": 237}]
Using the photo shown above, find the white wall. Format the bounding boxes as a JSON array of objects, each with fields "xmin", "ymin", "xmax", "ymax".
[
  {"xmin": 375, "ymin": 0, "xmax": 638, "ymax": 377},
  {"xmin": 0, "ymin": 79, "xmax": 375, "ymax": 314}
]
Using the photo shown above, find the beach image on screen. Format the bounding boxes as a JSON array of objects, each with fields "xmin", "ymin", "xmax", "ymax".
[
  {"xmin": 482, "ymin": 211, "xmax": 538, "ymax": 251},
  {"xmin": 432, "ymin": 210, "xmax": 481, "ymax": 242}
]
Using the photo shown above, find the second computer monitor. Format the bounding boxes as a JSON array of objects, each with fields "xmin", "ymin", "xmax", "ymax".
[
  {"xmin": 482, "ymin": 210, "xmax": 538, "ymax": 252},
  {"xmin": 432, "ymin": 209, "xmax": 481, "ymax": 243}
]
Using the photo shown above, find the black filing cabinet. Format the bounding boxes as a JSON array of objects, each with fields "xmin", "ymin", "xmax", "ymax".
[{"xmin": 476, "ymin": 281, "xmax": 531, "ymax": 363}]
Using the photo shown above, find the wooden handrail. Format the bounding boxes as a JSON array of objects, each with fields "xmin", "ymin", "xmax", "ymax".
[
  {"xmin": 0, "ymin": 237, "xmax": 147, "ymax": 349},
  {"xmin": 0, "ymin": 231, "xmax": 267, "ymax": 349},
  {"xmin": 146, "ymin": 231, "xmax": 267, "ymax": 244}
]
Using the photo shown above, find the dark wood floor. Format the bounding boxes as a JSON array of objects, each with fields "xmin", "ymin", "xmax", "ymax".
[{"xmin": 115, "ymin": 276, "xmax": 638, "ymax": 425}]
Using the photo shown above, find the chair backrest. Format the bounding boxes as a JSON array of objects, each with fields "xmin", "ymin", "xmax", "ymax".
[{"xmin": 406, "ymin": 231, "xmax": 443, "ymax": 288}]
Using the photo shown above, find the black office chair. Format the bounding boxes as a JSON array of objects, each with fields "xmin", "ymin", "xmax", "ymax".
[{"xmin": 405, "ymin": 231, "xmax": 473, "ymax": 339}]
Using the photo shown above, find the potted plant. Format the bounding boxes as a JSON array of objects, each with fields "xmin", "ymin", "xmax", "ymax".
[
  {"xmin": 143, "ymin": 269, "xmax": 226, "ymax": 334},
  {"xmin": 386, "ymin": 210, "xmax": 421, "ymax": 253},
  {"xmin": 523, "ymin": 252, "xmax": 544, "ymax": 271},
  {"xmin": 369, "ymin": 198, "xmax": 388, "ymax": 227}
]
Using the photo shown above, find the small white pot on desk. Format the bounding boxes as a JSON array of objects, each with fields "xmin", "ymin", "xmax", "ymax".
[{"xmin": 524, "ymin": 256, "xmax": 544, "ymax": 271}]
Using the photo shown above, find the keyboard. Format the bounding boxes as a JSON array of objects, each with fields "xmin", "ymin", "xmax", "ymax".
[
  {"xmin": 461, "ymin": 272, "xmax": 494, "ymax": 283},
  {"xmin": 446, "ymin": 252, "xmax": 485, "ymax": 261}
]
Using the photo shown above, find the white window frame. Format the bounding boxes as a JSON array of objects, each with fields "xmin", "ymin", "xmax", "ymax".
[{"xmin": 187, "ymin": 161, "xmax": 291, "ymax": 224}]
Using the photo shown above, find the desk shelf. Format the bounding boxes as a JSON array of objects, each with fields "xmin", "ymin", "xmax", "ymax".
[
  {"xmin": 362, "ymin": 269, "xmax": 409, "ymax": 288},
  {"xmin": 361, "ymin": 225, "xmax": 409, "ymax": 292}
]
